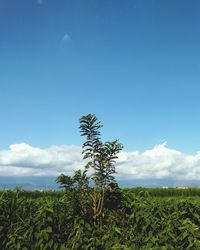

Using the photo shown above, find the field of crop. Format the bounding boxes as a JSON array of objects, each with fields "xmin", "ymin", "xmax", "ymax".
[{"xmin": 1, "ymin": 188, "xmax": 200, "ymax": 249}]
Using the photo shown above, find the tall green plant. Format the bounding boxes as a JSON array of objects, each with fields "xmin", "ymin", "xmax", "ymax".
[{"xmin": 79, "ymin": 114, "xmax": 123, "ymax": 227}]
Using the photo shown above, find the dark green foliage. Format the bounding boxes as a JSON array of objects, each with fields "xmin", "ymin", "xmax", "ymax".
[
  {"xmin": 79, "ymin": 114, "xmax": 123, "ymax": 227},
  {"xmin": 104, "ymin": 183, "xmax": 125, "ymax": 210},
  {"xmin": 56, "ymin": 174, "xmax": 74, "ymax": 191},
  {"xmin": 95, "ymin": 140, "xmax": 123, "ymax": 186},
  {"xmin": 73, "ymin": 169, "xmax": 89, "ymax": 190},
  {"xmin": 56, "ymin": 170, "xmax": 89, "ymax": 191},
  {"xmin": 1, "ymin": 189, "xmax": 200, "ymax": 249},
  {"xmin": 79, "ymin": 114, "xmax": 102, "ymax": 161},
  {"xmin": 79, "ymin": 113, "xmax": 123, "ymax": 188}
]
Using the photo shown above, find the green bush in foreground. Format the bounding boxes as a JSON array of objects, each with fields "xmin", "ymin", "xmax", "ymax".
[{"xmin": 1, "ymin": 190, "xmax": 200, "ymax": 249}]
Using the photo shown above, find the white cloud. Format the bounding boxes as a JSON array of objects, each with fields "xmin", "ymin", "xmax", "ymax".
[
  {"xmin": 0, "ymin": 143, "xmax": 83, "ymax": 176},
  {"xmin": 116, "ymin": 142, "xmax": 200, "ymax": 180},
  {"xmin": 0, "ymin": 142, "xmax": 200, "ymax": 181}
]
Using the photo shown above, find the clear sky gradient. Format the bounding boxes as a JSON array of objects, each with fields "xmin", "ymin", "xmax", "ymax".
[{"xmin": 1, "ymin": 0, "xmax": 200, "ymax": 154}]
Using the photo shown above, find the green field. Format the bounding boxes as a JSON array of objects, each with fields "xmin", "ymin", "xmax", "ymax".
[{"xmin": 1, "ymin": 188, "xmax": 200, "ymax": 250}]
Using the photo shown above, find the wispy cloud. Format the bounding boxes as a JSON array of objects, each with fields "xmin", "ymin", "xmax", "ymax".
[
  {"xmin": 60, "ymin": 33, "xmax": 72, "ymax": 48},
  {"xmin": 62, "ymin": 33, "xmax": 71, "ymax": 42},
  {"xmin": 37, "ymin": 0, "xmax": 43, "ymax": 5},
  {"xmin": 1, "ymin": 142, "xmax": 200, "ymax": 181}
]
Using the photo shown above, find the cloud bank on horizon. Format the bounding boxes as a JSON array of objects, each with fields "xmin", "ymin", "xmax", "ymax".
[{"xmin": 0, "ymin": 142, "xmax": 200, "ymax": 180}]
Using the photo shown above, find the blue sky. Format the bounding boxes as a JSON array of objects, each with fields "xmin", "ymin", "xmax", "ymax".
[{"xmin": 1, "ymin": 0, "xmax": 200, "ymax": 182}]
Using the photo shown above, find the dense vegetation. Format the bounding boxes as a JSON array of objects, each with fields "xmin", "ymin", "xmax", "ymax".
[
  {"xmin": 2, "ymin": 114, "xmax": 200, "ymax": 249},
  {"xmin": 1, "ymin": 189, "xmax": 200, "ymax": 249}
]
